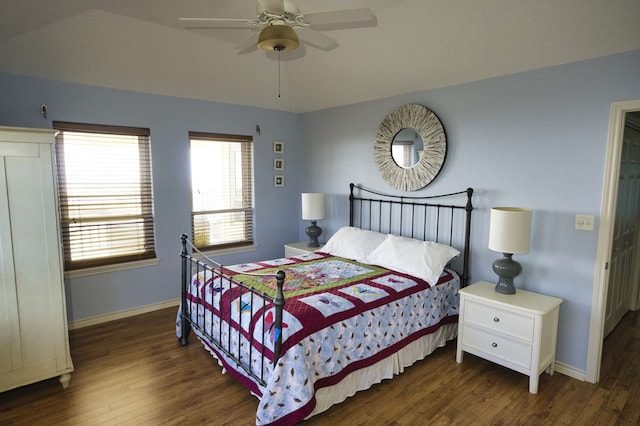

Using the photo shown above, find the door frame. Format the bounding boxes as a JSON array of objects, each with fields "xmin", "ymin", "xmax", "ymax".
[{"xmin": 586, "ymin": 99, "xmax": 640, "ymax": 383}]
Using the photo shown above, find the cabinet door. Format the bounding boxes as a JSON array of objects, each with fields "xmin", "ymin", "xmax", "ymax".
[
  {"xmin": 0, "ymin": 157, "xmax": 22, "ymax": 375},
  {"xmin": 0, "ymin": 141, "xmax": 68, "ymax": 383}
]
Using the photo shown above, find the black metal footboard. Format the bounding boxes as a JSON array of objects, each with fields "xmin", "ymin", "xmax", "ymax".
[{"xmin": 178, "ymin": 234, "xmax": 285, "ymax": 387}]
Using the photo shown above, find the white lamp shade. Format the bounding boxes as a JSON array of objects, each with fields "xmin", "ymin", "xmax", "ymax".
[
  {"xmin": 488, "ymin": 207, "xmax": 532, "ymax": 254},
  {"xmin": 301, "ymin": 193, "xmax": 325, "ymax": 221}
]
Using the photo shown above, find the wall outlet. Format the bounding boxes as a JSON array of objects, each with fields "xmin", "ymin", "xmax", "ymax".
[{"xmin": 575, "ymin": 214, "xmax": 595, "ymax": 231}]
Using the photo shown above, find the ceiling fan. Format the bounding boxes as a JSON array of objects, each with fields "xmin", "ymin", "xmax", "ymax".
[{"xmin": 180, "ymin": 0, "xmax": 376, "ymax": 53}]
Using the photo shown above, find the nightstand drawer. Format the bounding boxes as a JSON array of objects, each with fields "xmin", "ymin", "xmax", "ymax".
[
  {"xmin": 461, "ymin": 324, "xmax": 532, "ymax": 369},
  {"xmin": 464, "ymin": 300, "xmax": 534, "ymax": 342}
]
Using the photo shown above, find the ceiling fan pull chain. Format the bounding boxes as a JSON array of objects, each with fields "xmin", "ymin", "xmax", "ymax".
[{"xmin": 278, "ymin": 50, "xmax": 281, "ymax": 98}]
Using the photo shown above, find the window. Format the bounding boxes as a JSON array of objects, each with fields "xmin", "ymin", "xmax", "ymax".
[
  {"xmin": 53, "ymin": 122, "xmax": 156, "ymax": 271},
  {"xmin": 189, "ymin": 132, "xmax": 254, "ymax": 250}
]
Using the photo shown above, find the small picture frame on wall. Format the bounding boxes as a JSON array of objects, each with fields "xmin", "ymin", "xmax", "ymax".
[
  {"xmin": 273, "ymin": 140, "xmax": 284, "ymax": 154},
  {"xmin": 274, "ymin": 175, "xmax": 285, "ymax": 187},
  {"xmin": 274, "ymin": 158, "xmax": 285, "ymax": 171}
]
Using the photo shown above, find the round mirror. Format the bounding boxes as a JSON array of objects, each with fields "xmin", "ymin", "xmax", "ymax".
[
  {"xmin": 374, "ymin": 104, "xmax": 447, "ymax": 191},
  {"xmin": 392, "ymin": 128, "xmax": 424, "ymax": 168}
]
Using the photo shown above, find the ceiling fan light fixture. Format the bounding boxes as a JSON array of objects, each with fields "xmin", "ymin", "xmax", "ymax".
[{"xmin": 258, "ymin": 24, "xmax": 299, "ymax": 52}]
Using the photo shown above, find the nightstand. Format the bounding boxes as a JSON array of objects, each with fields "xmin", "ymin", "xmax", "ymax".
[
  {"xmin": 284, "ymin": 241, "xmax": 324, "ymax": 257},
  {"xmin": 456, "ymin": 281, "xmax": 562, "ymax": 394}
]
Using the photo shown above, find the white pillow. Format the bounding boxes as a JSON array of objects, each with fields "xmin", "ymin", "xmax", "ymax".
[
  {"xmin": 365, "ymin": 234, "xmax": 460, "ymax": 285},
  {"xmin": 320, "ymin": 226, "xmax": 387, "ymax": 263}
]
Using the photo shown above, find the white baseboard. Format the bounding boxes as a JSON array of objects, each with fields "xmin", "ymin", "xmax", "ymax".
[
  {"xmin": 67, "ymin": 301, "xmax": 591, "ymax": 384},
  {"xmin": 68, "ymin": 298, "xmax": 180, "ymax": 330},
  {"xmin": 554, "ymin": 361, "xmax": 587, "ymax": 382}
]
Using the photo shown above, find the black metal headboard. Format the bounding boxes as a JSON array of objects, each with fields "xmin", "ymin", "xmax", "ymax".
[{"xmin": 349, "ymin": 183, "xmax": 474, "ymax": 287}]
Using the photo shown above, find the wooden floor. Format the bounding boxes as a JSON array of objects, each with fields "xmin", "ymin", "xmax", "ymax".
[{"xmin": 1, "ymin": 307, "xmax": 638, "ymax": 425}]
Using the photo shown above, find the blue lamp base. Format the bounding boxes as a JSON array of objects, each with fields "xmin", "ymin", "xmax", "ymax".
[
  {"xmin": 492, "ymin": 253, "xmax": 522, "ymax": 294},
  {"xmin": 305, "ymin": 221, "xmax": 322, "ymax": 247}
]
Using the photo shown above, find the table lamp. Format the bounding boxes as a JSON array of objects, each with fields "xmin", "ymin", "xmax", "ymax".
[
  {"xmin": 301, "ymin": 193, "xmax": 325, "ymax": 247},
  {"xmin": 488, "ymin": 207, "xmax": 532, "ymax": 294}
]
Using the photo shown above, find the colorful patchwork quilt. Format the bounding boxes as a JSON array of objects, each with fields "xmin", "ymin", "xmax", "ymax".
[{"xmin": 176, "ymin": 252, "xmax": 460, "ymax": 425}]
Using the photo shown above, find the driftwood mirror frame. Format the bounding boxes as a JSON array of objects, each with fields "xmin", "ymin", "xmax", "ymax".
[{"xmin": 374, "ymin": 104, "xmax": 447, "ymax": 191}]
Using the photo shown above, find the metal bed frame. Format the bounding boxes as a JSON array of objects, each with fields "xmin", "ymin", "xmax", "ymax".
[
  {"xmin": 178, "ymin": 183, "xmax": 474, "ymax": 388},
  {"xmin": 349, "ymin": 183, "xmax": 474, "ymax": 286}
]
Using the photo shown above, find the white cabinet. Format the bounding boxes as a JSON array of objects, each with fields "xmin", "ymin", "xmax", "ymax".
[
  {"xmin": 0, "ymin": 126, "xmax": 73, "ymax": 392},
  {"xmin": 456, "ymin": 281, "xmax": 562, "ymax": 394},
  {"xmin": 284, "ymin": 241, "xmax": 323, "ymax": 257}
]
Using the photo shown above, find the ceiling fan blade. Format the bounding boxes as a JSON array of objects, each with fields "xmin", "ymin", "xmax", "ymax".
[
  {"xmin": 303, "ymin": 8, "xmax": 375, "ymax": 27},
  {"xmin": 235, "ymin": 32, "xmax": 260, "ymax": 53},
  {"xmin": 296, "ymin": 27, "xmax": 338, "ymax": 51},
  {"xmin": 179, "ymin": 18, "xmax": 257, "ymax": 29},
  {"xmin": 259, "ymin": 0, "xmax": 285, "ymax": 14}
]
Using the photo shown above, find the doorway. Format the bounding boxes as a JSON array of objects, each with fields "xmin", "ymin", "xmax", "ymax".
[
  {"xmin": 604, "ymin": 111, "xmax": 640, "ymax": 336},
  {"xmin": 586, "ymin": 100, "xmax": 640, "ymax": 383}
]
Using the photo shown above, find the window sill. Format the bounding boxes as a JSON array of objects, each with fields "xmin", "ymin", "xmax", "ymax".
[
  {"xmin": 192, "ymin": 244, "xmax": 258, "ymax": 261},
  {"xmin": 64, "ymin": 257, "xmax": 160, "ymax": 279}
]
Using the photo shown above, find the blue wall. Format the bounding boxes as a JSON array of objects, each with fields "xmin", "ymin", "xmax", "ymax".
[
  {"xmin": 0, "ymin": 73, "xmax": 302, "ymax": 321},
  {"xmin": 301, "ymin": 50, "xmax": 640, "ymax": 372},
  {"xmin": 1, "ymin": 49, "xmax": 639, "ymax": 374}
]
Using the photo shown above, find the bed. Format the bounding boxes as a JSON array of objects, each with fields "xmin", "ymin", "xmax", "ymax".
[{"xmin": 177, "ymin": 183, "xmax": 473, "ymax": 425}]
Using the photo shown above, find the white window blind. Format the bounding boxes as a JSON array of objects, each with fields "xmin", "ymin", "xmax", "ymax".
[
  {"xmin": 54, "ymin": 122, "xmax": 156, "ymax": 270},
  {"xmin": 189, "ymin": 132, "xmax": 254, "ymax": 250}
]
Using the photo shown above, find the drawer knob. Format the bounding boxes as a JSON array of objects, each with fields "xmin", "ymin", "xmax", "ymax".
[
  {"xmin": 493, "ymin": 317, "xmax": 500, "ymax": 323},
  {"xmin": 492, "ymin": 342, "xmax": 498, "ymax": 348}
]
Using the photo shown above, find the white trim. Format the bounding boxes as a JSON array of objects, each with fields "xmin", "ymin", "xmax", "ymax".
[
  {"xmin": 554, "ymin": 361, "xmax": 586, "ymax": 382},
  {"xmin": 587, "ymin": 99, "xmax": 640, "ymax": 383},
  {"xmin": 68, "ymin": 298, "xmax": 180, "ymax": 330},
  {"xmin": 64, "ymin": 257, "xmax": 160, "ymax": 279},
  {"xmin": 195, "ymin": 243, "xmax": 258, "ymax": 259}
]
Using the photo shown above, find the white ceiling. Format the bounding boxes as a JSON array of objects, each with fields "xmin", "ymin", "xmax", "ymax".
[{"xmin": 1, "ymin": 0, "xmax": 639, "ymax": 113}]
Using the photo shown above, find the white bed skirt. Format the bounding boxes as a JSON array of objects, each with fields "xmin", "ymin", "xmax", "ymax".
[
  {"xmin": 307, "ymin": 322, "xmax": 458, "ymax": 419},
  {"xmin": 188, "ymin": 314, "xmax": 457, "ymax": 423}
]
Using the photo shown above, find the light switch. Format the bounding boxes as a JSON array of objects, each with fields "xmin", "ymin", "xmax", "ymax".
[{"xmin": 575, "ymin": 214, "xmax": 595, "ymax": 231}]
